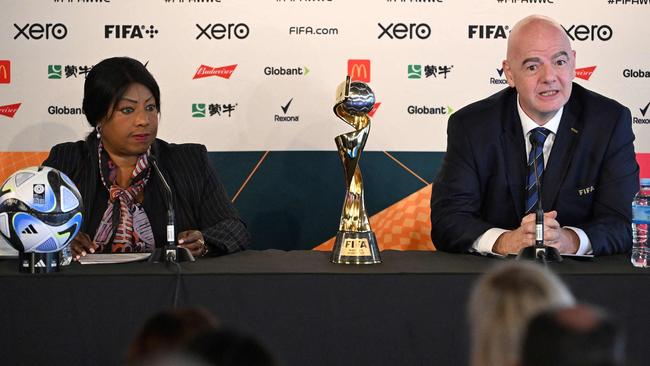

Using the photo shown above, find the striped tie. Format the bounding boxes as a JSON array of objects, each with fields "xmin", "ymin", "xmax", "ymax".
[{"xmin": 525, "ymin": 127, "xmax": 551, "ymax": 214}]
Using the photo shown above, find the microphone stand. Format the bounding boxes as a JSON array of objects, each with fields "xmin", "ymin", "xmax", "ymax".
[
  {"xmin": 517, "ymin": 138, "xmax": 562, "ymax": 263},
  {"xmin": 148, "ymin": 155, "xmax": 195, "ymax": 263}
]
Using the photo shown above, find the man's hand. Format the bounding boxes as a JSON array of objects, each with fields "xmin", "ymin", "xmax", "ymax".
[
  {"xmin": 178, "ymin": 230, "xmax": 207, "ymax": 258},
  {"xmin": 493, "ymin": 211, "xmax": 579, "ymax": 255},
  {"xmin": 70, "ymin": 232, "xmax": 99, "ymax": 261}
]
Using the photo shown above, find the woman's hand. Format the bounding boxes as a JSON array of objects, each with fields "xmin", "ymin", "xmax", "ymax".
[
  {"xmin": 70, "ymin": 232, "xmax": 99, "ymax": 261},
  {"xmin": 178, "ymin": 230, "xmax": 208, "ymax": 258}
]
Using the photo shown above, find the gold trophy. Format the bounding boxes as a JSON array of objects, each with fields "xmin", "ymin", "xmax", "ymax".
[{"xmin": 331, "ymin": 76, "xmax": 381, "ymax": 264}]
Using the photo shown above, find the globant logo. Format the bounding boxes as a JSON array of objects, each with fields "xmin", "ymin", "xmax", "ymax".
[
  {"xmin": 264, "ymin": 66, "xmax": 309, "ymax": 76},
  {"xmin": 378, "ymin": 23, "xmax": 431, "ymax": 39},
  {"xmin": 275, "ymin": 98, "xmax": 299, "ymax": 122},
  {"xmin": 407, "ymin": 105, "xmax": 453, "ymax": 115},
  {"xmin": 195, "ymin": 23, "xmax": 249, "ymax": 40},
  {"xmin": 468, "ymin": 25, "xmax": 509, "ymax": 39},
  {"xmin": 0, "ymin": 103, "xmax": 21, "ymax": 118},
  {"xmin": 623, "ymin": 69, "xmax": 650, "ymax": 78},
  {"xmin": 14, "ymin": 23, "xmax": 68, "ymax": 40},
  {"xmin": 562, "ymin": 24, "xmax": 612, "ymax": 41},
  {"xmin": 408, "ymin": 64, "xmax": 454, "ymax": 79},
  {"xmin": 634, "ymin": 101, "xmax": 650, "ymax": 124},
  {"xmin": 193, "ymin": 64, "xmax": 237, "ymax": 80},
  {"xmin": 105, "ymin": 25, "xmax": 158, "ymax": 39},
  {"xmin": 48, "ymin": 105, "xmax": 83, "ymax": 115},
  {"xmin": 48, "ymin": 64, "xmax": 94, "ymax": 79},
  {"xmin": 192, "ymin": 102, "xmax": 237, "ymax": 118},
  {"xmin": 575, "ymin": 66, "xmax": 596, "ymax": 81},
  {"xmin": 0, "ymin": 60, "xmax": 10, "ymax": 84},
  {"xmin": 348, "ymin": 59, "xmax": 371, "ymax": 82},
  {"xmin": 490, "ymin": 67, "xmax": 508, "ymax": 85}
]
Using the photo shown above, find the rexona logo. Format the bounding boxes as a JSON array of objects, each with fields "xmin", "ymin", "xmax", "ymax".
[
  {"xmin": 193, "ymin": 64, "xmax": 237, "ymax": 79},
  {"xmin": 378, "ymin": 23, "xmax": 431, "ymax": 39},
  {"xmin": 264, "ymin": 66, "xmax": 309, "ymax": 76},
  {"xmin": 48, "ymin": 64, "xmax": 94, "ymax": 79},
  {"xmin": 105, "ymin": 25, "xmax": 158, "ymax": 39},
  {"xmin": 14, "ymin": 23, "xmax": 68, "ymax": 40},
  {"xmin": 562, "ymin": 24, "xmax": 612, "ymax": 41},
  {"xmin": 490, "ymin": 67, "xmax": 508, "ymax": 85},
  {"xmin": 195, "ymin": 23, "xmax": 249, "ymax": 40},
  {"xmin": 0, "ymin": 60, "xmax": 10, "ymax": 84},
  {"xmin": 408, "ymin": 105, "xmax": 454, "ymax": 115},
  {"xmin": 275, "ymin": 98, "xmax": 299, "ymax": 122},
  {"xmin": 468, "ymin": 25, "xmax": 510, "ymax": 39},
  {"xmin": 0, "ymin": 103, "xmax": 21, "ymax": 118},
  {"xmin": 623, "ymin": 69, "xmax": 650, "ymax": 78},
  {"xmin": 408, "ymin": 64, "xmax": 454, "ymax": 79},
  {"xmin": 633, "ymin": 101, "xmax": 650, "ymax": 124},
  {"xmin": 348, "ymin": 59, "xmax": 371, "ymax": 82},
  {"xmin": 575, "ymin": 66, "xmax": 596, "ymax": 81},
  {"xmin": 48, "ymin": 105, "xmax": 83, "ymax": 115},
  {"xmin": 191, "ymin": 102, "xmax": 237, "ymax": 118}
]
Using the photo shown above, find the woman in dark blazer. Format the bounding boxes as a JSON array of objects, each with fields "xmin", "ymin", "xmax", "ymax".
[{"xmin": 44, "ymin": 57, "xmax": 250, "ymax": 260}]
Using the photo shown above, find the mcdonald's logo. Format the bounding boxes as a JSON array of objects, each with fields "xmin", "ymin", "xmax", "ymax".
[
  {"xmin": 0, "ymin": 60, "xmax": 9, "ymax": 84},
  {"xmin": 347, "ymin": 59, "xmax": 370, "ymax": 83}
]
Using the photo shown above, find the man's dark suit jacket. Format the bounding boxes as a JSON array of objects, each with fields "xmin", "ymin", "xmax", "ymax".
[
  {"xmin": 430, "ymin": 83, "xmax": 639, "ymax": 256},
  {"xmin": 43, "ymin": 137, "xmax": 250, "ymax": 255}
]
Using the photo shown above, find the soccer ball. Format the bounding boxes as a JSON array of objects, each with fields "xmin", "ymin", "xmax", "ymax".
[{"xmin": 0, "ymin": 166, "xmax": 83, "ymax": 253}]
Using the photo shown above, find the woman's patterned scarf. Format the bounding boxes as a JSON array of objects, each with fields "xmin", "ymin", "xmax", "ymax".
[{"xmin": 94, "ymin": 142, "xmax": 155, "ymax": 252}]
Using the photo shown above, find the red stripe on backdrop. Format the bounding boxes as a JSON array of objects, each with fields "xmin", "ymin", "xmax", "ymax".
[{"xmin": 636, "ymin": 153, "xmax": 650, "ymax": 179}]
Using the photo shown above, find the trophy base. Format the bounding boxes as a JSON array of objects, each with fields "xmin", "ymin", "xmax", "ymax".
[
  {"xmin": 19, "ymin": 251, "xmax": 62, "ymax": 274},
  {"xmin": 331, "ymin": 231, "xmax": 381, "ymax": 264}
]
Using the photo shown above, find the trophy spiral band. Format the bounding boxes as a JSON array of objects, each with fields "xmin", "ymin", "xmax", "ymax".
[{"xmin": 331, "ymin": 76, "xmax": 381, "ymax": 264}]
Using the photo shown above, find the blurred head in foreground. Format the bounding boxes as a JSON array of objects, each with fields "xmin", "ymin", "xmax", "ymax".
[
  {"xmin": 521, "ymin": 304, "xmax": 624, "ymax": 366},
  {"xmin": 468, "ymin": 261, "xmax": 575, "ymax": 366},
  {"xmin": 126, "ymin": 308, "xmax": 218, "ymax": 365}
]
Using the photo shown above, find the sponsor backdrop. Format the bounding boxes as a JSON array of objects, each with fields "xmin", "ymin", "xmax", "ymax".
[{"xmin": 1, "ymin": 0, "xmax": 649, "ymax": 251}]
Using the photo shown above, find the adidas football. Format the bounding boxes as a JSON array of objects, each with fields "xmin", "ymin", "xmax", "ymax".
[{"xmin": 0, "ymin": 166, "xmax": 83, "ymax": 253}]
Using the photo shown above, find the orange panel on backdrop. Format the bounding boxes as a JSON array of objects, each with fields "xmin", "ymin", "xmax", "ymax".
[{"xmin": 0, "ymin": 152, "xmax": 49, "ymax": 183}]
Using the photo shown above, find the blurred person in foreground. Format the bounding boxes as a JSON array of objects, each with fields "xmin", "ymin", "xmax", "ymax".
[
  {"xmin": 127, "ymin": 308, "xmax": 219, "ymax": 365},
  {"xmin": 468, "ymin": 261, "xmax": 575, "ymax": 366},
  {"xmin": 430, "ymin": 15, "xmax": 638, "ymax": 256},
  {"xmin": 43, "ymin": 57, "xmax": 250, "ymax": 259},
  {"xmin": 520, "ymin": 304, "xmax": 625, "ymax": 366},
  {"xmin": 183, "ymin": 328, "xmax": 278, "ymax": 366}
]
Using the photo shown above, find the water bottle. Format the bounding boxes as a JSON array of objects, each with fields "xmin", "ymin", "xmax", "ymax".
[{"xmin": 631, "ymin": 178, "xmax": 650, "ymax": 268}]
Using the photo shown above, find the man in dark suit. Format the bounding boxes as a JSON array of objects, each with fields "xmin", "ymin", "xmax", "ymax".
[{"xmin": 430, "ymin": 15, "xmax": 639, "ymax": 256}]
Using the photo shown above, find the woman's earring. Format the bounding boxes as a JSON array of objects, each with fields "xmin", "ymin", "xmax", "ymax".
[{"xmin": 96, "ymin": 125, "xmax": 101, "ymax": 139}]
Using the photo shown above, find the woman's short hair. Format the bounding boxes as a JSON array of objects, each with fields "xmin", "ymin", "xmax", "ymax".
[
  {"xmin": 468, "ymin": 261, "xmax": 575, "ymax": 366},
  {"xmin": 82, "ymin": 56, "xmax": 160, "ymax": 127}
]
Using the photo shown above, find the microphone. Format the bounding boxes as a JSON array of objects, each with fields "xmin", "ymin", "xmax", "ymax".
[
  {"xmin": 148, "ymin": 154, "xmax": 195, "ymax": 263},
  {"xmin": 517, "ymin": 134, "xmax": 562, "ymax": 263}
]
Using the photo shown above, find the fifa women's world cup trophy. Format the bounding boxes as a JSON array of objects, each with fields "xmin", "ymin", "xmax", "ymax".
[{"xmin": 331, "ymin": 76, "xmax": 381, "ymax": 264}]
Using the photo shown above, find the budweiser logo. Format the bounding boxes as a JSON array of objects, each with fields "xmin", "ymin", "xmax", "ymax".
[
  {"xmin": 575, "ymin": 66, "xmax": 597, "ymax": 81},
  {"xmin": 193, "ymin": 64, "xmax": 237, "ymax": 80},
  {"xmin": 0, "ymin": 103, "xmax": 21, "ymax": 118}
]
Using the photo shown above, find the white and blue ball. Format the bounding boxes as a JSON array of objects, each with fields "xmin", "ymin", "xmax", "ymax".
[{"xmin": 0, "ymin": 166, "xmax": 83, "ymax": 253}]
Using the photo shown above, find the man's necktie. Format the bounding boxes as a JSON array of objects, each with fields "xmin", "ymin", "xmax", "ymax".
[{"xmin": 525, "ymin": 127, "xmax": 551, "ymax": 214}]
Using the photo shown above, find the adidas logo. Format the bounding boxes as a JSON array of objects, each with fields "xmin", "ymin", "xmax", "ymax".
[
  {"xmin": 21, "ymin": 224, "xmax": 38, "ymax": 234},
  {"xmin": 35, "ymin": 259, "xmax": 46, "ymax": 268}
]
